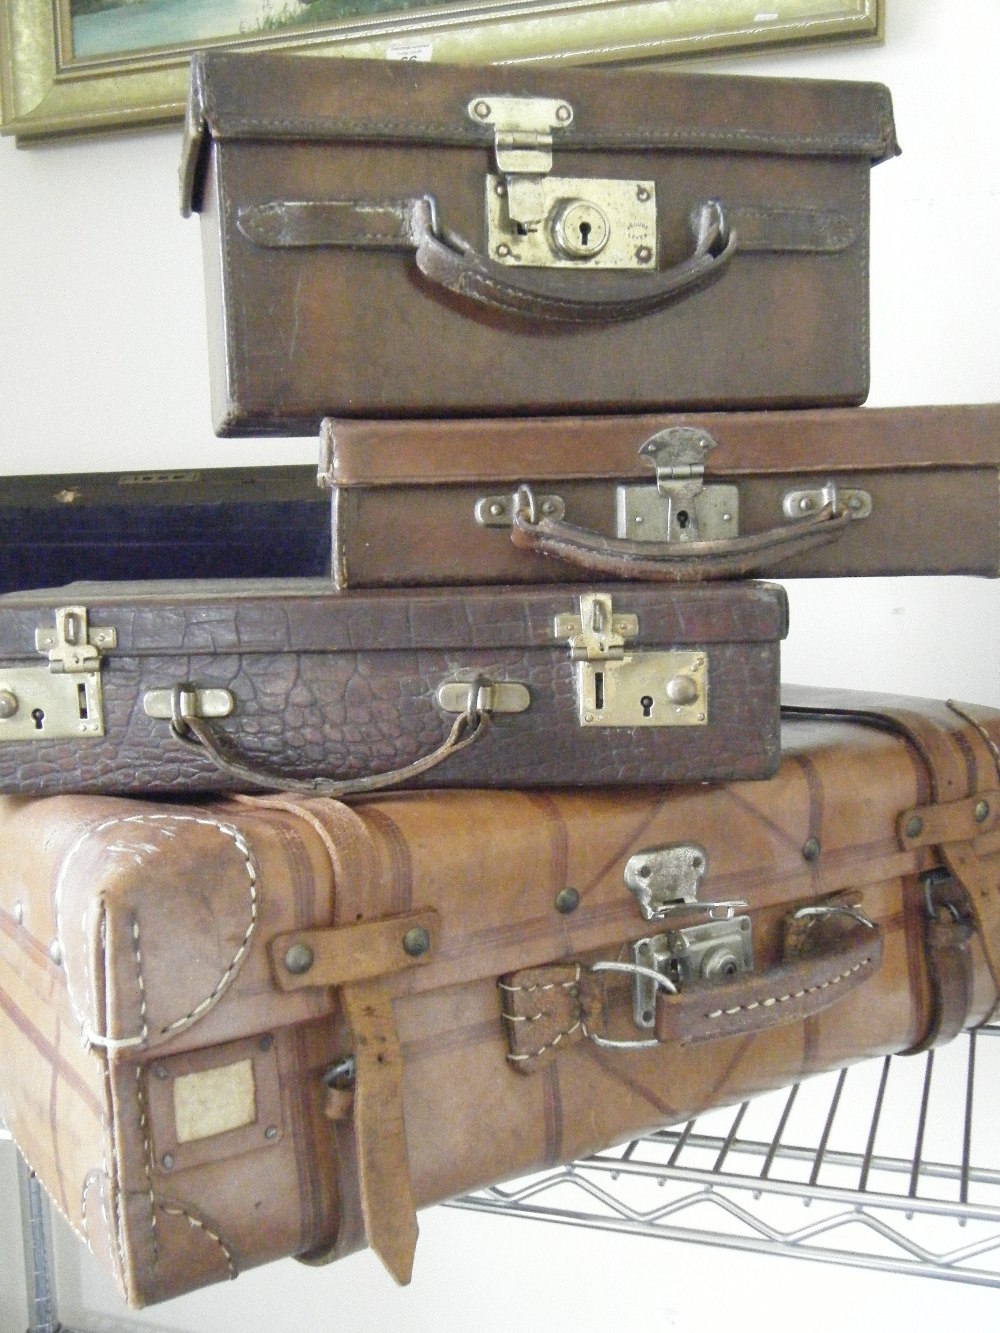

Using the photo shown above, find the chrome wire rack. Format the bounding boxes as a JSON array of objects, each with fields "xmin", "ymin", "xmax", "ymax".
[{"xmin": 452, "ymin": 1026, "xmax": 1000, "ymax": 1287}]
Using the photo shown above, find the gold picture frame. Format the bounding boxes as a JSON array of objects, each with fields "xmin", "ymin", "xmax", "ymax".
[{"xmin": 0, "ymin": 0, "xmax": 882, "ymax": 144}]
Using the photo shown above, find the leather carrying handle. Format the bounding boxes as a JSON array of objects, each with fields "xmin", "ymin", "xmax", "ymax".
[
  {"xmin": 167, "ymin": 679, "xmax": 490, "ymax": 799},
  {"xmin": 237, "ymin": 195, "xmax": 736, "ymax": 325},
  {"xmin": 654, "ymin": 906, "xmax": 883, "ymax": 1046},
  {"xmin": 509, "ymin": 485, "xmax": 855, "ymax": 581}
]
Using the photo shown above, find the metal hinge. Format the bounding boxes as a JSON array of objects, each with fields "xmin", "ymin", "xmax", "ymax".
[
  {"xmin": 0, "ymin": 606, "xmax": 116, "ymax": 741},
  {"xmin": 469, "ymin": 94, "xmax": 572, "ymax": 231},
  {"xmin": 617, "ymin": 427, "xmax": 740, "ymax": 544},
  {"xmin": 555, "ymin": 593, "xmax": 707, "ymax": 728}
]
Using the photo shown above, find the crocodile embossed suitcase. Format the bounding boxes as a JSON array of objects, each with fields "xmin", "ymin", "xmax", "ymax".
[
  {"xmin": 320, "ymin": 403, "xmax": 1000, "ymax": 586},
  {"xmin": 2, "ymin": 688, "xmax": 999, "ymax": 1306},
  {"xmin": 0, "ymin": 464, "xmax": 326, "ymax": 595},
  {"xmin": 180, "ymin": 52, "xmax": 897, "ymax": 434},
  {"xmin": 0, "ymin": 578, "xmax": 786, "ymax": 795}
]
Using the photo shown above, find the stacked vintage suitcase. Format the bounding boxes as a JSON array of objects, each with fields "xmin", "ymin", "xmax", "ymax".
[{"xmin": 3, "ymin": 51, "xmax": 1000, "ymax": 1308}]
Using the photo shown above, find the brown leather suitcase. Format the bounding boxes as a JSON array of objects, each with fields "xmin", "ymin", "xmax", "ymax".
[
  {"xmin": 180, "ymin": 53, "xmax": 897, "ymax": 434},
  {"xmin": 0, "ymin": 578, "xmax": 786, "ymax": 795},
  {"xmin": 321, "ymin": 404, "xmax": 1000, "ymax": 586},
  {"xmin": 2, "ymin": 687, "xmax": 998, "ymax": 1306}
]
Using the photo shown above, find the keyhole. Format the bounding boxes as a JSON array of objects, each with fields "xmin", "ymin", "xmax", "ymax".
[
  {"xmin": 676, "ymin": 510, "xmax": 690, "ymax": 529},
  {"xmin": 640, "ymin": 695, "xmax": 654, "ymax": 718},
  {"xmin": 31, "ymin": 707, "xmax": 45, "ymax": 730},
  {"xmin": 578, "ymin": 220, "xmax": 592, "ymax": 248}
]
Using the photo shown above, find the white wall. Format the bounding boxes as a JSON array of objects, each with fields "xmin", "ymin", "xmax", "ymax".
[{"xmin": 2, "ymin": 1, "xmax": 1000, "ymax": 1329}]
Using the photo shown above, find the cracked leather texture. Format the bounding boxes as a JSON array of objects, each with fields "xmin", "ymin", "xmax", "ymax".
[{"xmin": 0, "ymin": 582, "xmax": 785, "ymax": 795}]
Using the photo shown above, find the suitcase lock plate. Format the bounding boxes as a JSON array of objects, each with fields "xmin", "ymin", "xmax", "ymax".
[
  {"xmin": 617, "ymin": 427, "xmax": 740, "ymax": 544},
  {"xmin": 0, "ymin": 606, "xmax": 116, "ymax": 741},
  {"xmin": 471, "ymin": 95, "xmax": 657, "ymax": 270},
  {"xmin": 555, "ymin": 592, "xmax": 708, "ymax": 728},
  {"xmin": 631, "ymin": 917, "xmax": 753, "ymax": 1029}
]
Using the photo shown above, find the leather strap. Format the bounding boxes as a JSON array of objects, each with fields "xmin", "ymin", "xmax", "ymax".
[
  {"xmin": 238, "ymin": 195, "xmax": 737, "ymax": 325},
  {"xmin": 509, "ymin": 485, "xmax": 853, "ymax": 581},
  {"xmin": 339, "ymin": 980, "xmax": 417, "ymax": 1285},
  {"xmin": 904, "ymin": 876, "xmax": 976, "ymax": 1054},
  {"xmin": 655, "ymin": 906, "xmax": 881, "ymax": 1046},
  {"xmin": 500, "ymin": 904, "xmax": 881, "ymax": 1072},
  {"xmin": 270, "ymin": 910, "xmax": 439, "ymax": 991}
]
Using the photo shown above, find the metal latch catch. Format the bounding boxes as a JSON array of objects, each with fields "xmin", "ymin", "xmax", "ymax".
[
  {"xmin": 631, "ymin": 916, "xmax": 753, "ymax": 1029},
  {"xmin": 617, "ymin": 427, "xmax": 740, "ymax": 544},
  {"xmin": 555, "ymin": 593, "xmax": 707, "ymax": 728},
  {"xmin": 0, "ymin": 606, "xmax": 116, "ymax": 741},
  {"xmin": 782, "ymin": 482, "xmax": 872, "ymax": 522}
]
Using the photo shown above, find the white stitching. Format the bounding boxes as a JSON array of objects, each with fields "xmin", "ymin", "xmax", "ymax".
[
  {"xmin": 158, "ymin": 1203, "xmax": 238, "ymax": 1279},
  {"xmin": 704, "ymin": 958, "xmax": 873, "ymax": 1022},
  {"xmin": 54, "ymin": 813, "xmax": 259, "ymax": 1050}
]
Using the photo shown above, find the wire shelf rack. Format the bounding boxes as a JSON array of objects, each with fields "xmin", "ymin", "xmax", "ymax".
[{"xmin": 451, "ymin": 1025, "xmax": 1000, "ymax": 1287}]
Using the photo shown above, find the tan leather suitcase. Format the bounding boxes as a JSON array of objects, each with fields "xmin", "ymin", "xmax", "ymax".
[
  {"xmin": 321, "ymin": 404, "xmax": 1000, "ymax": 586},
  {"xmin": 0, "ymin": 578, "xmax": 786, "ymax": 795},
  {"xmin": 2, "ymin": 688, "xmax": 999, "ymax": 1306},
  {"xmin": 180, "ymin": 53, "xmax": 897, "ymax": 434}
]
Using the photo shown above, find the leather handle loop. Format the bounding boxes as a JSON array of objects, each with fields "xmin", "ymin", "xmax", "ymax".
[
  {"xmin": 509, "ymin": 485, "xmax": 855, "ymax": 581},
  {"xmin": 654, "ymin": 906, "xmax": 883, "ymax": 1045},
  {"xmin": 169, "ymin": 680, "xmax": 490, "ymax": 799},
  {"xmin": 413, "ymin": 197, "xmax": 737, "ymax": 324},
  {"xmin": 237, "ymin": 194, "xmax": 737, "ymax": 325}
]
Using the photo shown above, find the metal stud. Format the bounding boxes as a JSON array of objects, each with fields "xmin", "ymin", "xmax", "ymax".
[
  {"xmin": 259, "ymin": 1034, "xmax": 274, "ymax": 1052},
  {"xmin": 161, "ymin": 1153, "xmax": 174, "ymax": 1171},
  {"xmin": 283, "ymin": 943, "xmax": 314, "ymax": 976},
  {"xmin": 905, "ymin": 815, "xmax": 924, "ymax": 839},
  {"xmin": 48, "ymin": 940, "xmax": 63, "ymax": 966},
  {"xmin": 0, "ymin": 690, "xmax": 18, "ymax": 719},
  {"xmin": 403, "ymin": 926, "xmax": 431, "ymax": 958},
  {"xmin": 264, "ymin": 1126, "xmax": 278, "ymax": 1142},
  {"xmin": 802, "ymin": 837, "xmax": 821, "ymax": 862},
  {"xmin": 12, "ymin": 902, "xmax": 23, "ymax": 926},
  {"xmin": 555, "ymin": 888, "xmax": 580, "ymax": 915},
  {"xmin": 974, "ymin": 799, "xmax": 990, "ymax": 823}
]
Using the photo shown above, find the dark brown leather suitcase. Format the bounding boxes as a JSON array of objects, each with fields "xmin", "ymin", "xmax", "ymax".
[
  {"xmin": 180, "ymin": 52, "xmax": 897, "ymax": 434},
  {"xmin": 320, "ymin": 404, "xmax": 1000, "ymax": 586},
  {"xmin": 0, "ymin": 464, "xmax": 327, "ymax": 594},
  {"xmin": 2, "ymin": 688, "xmax": 999, "ymax": 1306},
  {"xmin": 0, "ymin": 578, "xmax": 786, "ymax": 795}
]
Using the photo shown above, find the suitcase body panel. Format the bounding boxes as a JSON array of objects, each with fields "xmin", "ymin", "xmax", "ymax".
[
  {"xmin": 0, "ymin": 465, "xmax": 327, "ymax": 595},
  {"xmin": 322, "ymin": 405, "xmax": 1000, "ymax": 586},
  {"xmin": 182, "ymin": 54, "xmax": 896, "ymax": 434},
  {"xmin": 2, "ymin": 689, "xmax": 999, "ymax": 1304},
  {"xmin": 0, "ymin": 579, "xmax": 786, "ymax": 794}
]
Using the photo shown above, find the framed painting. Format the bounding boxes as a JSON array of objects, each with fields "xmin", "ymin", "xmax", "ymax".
[{"xmin": 1, "ymin": 0, "xmax": 882, "ymax": 142}]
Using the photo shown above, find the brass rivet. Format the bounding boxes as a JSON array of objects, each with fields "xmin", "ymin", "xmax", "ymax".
[
  {"xmin": 403, "ymin": 926, "xmax": 431, "ymax": 958},
  {"xmin": 905, "ymin": 815, "xmax": 924, "ymax": 839},
  {"xmin": 264, "ymin": 1125, "xmax": 278, "ymax": 1142},
  {"xmin": 798, "ymin": 496, "xmax": 814, "ymax": 513},
  {"xmin": 635, "ymin": 245, "xmax": 652, "ymax": 264},
  {"xmin": 975, "ymin": 799, "xmax": 990, "ymax": 823},
  {"xmin": 489, "ymin": 501, "xmax": 504, "ymax": 516},
  {"xmin": 555, "ymin": 887, "xmax": 580, "ymax": 915},
  {"xmin": 473, "ymin": 100, "xmax": 491, "ymax": 119},
  {"xmin": 283, "ymin": 943, "xmax": 314, "ymax": 975},
  {"xmin": 636, "ymin": 185, "xmax": 650, "ymax": 202},
  {"xmin": 496, "ymin": 243, "xmax": 511, "ymax": 258},
  {"xmin": 556, "ymin": 103, "xmax": 572, "ymax": 122},
  {"xmin": 161, "ymin": 1153, "xmax": 174, "ymax": 1171},
  {"xmin": 0, "ymin": 690, "xmax": 18, "ymax": 719},
  {"xmin": 802, "ymin": 836, "xmax": 821, "ymax": 862},
  {"xmin": 495, "ymin": 182, "xmax": 506, "ymax": 196},
  {"xmin": 153, "ymin": 1064, "xmax": 169, "ymax": 1081}
]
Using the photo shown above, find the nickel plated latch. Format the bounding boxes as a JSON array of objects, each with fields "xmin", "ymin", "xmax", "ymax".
[
  {"xmin": 0, "ymin": 606, "xmax": 117, "ymax": 741},
  {"xmin": 616, "ymin": 427, "xmax": 740, "ymax": 544}
]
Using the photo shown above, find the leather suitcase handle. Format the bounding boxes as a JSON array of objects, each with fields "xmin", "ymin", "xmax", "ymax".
[
  {"xmin": 501, "ymin": 903, "xmax": 883, "ymax": 1072},
  {"xmin": 166, "ymin": 678, "xmax": 491, "ymax": 798},
  {"xmin": 237, "ymin": 195, "xmax": 736, "ymax": 325},
  {"xmin": 508, "ymin": 484, "xmax": 856, "ymax": 581}
]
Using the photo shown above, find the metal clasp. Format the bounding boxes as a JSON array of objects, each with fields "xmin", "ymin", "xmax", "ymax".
[
  {"xmin": 782, "ymin": 482, "xmax": 872, "ymax": 523},
  {"xmin": 623, "ymin": 844, "xmax": 746, "ymax": 921},
  {"xmin": 0, "ymin": 607, "xmax": 116, "ymax": 742},
  {"xmin": 617, "ymin": 427, "xmax": 740, "ymax": 544},
  {"xmin": 631, "ymin": 916, "xmax": 753, "ymax": 1030},
  {"xmin": 469, "ymin": 94, "xmax": 572, "ymax": 232}
]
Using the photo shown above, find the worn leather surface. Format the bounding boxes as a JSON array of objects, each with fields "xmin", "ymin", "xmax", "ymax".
[
  {"xmin": 182, "ymin": 53, "xmax": 895, "ymax": 432},
  {"xmin": 0, "ymin": 581, "xmax": 786, "ymax": 795},
  {"xmin": 3, "ymin": 688, "xmax": 1000, "ymax": 1305},
  {"xmin": 323, "ymin": 405, "xmax": 1000, "ymax": 586}
]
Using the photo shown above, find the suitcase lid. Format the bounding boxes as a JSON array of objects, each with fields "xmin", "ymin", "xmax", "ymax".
[
  {"xmin": 0, "ymin": 579, "xmax": 787, "ymax": 657},
  {"xmin": 321, "ymin": 404, "xmax": 1000, "ymax": 487},
  {"xmin": 181, "ymin": 51, "xmax": 899, "ymax": 216}
]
